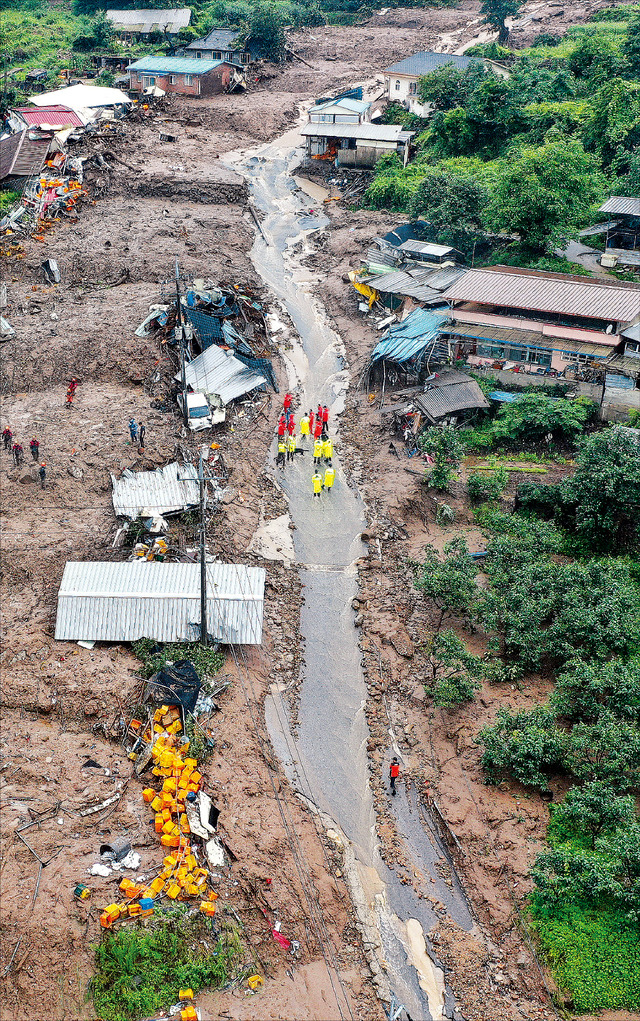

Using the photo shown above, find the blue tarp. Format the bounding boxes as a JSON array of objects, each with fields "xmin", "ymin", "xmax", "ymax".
[
  {"xmin": 235, "ymin": 353, "xmax": 278, "ymax": 392},
  {"xmin": 488, "ymin": 390, "xmax": 521, "ymax": 403},
  {"xmin": 370, "ymin": 309, "xmax": 449, "ymax": 366},
  {"xmin": 185, "ymin": 307, "xmax": 223, "ymax": 349}
]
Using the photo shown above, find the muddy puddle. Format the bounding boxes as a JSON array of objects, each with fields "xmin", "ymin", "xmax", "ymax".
[{"xmin": 226, "ymin": 129, "xmax": 471, "ymax": 1019}]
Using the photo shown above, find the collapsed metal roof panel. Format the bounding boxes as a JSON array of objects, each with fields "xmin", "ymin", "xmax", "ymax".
[
  {"xmin": 371, "ymin": 308, "xmax": 449, "ymax": 364},
  {"xmin": 399, "ymin": 240, "xmax": 455, "ymax": 257},
  {"xmin": 599, "ymin": 196, "xmax": 640, "ymax": 218},
  {"xmin": 414, "ymin": 378, "xmax": 489, "ymax": 420},
  {"xmin": 0, "ymin": 129, "xmax": 50, "ymax": 179},
  {"xmin": 12, "ymin": 105, "xmax": 84, "ymax": 128},
  {"xmin": 177, "ymin": 343, "xmax": 267, "ymax": 404},
  {"xmin": 111, "ymin": 462, "xmax": 200, "ymax": 520},
  {"xmin": 443, "ymin": 266, "xmax": 640, "ymax": 324},
  {"xmin": 55, "ymin": 561, "xmax": 265, "ymax": 645}
]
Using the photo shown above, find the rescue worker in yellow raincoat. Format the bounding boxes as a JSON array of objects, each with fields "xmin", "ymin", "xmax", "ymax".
[
  {"xmin": 276, "ymin": 438, "xmax": 286, "ymax": 469},
  {"xmin": 287, "ymin": 433, "xmax": 297, "ymax": 462},
  {"xmin": 313, "ymin": 437, "xmax": 323, "ymax": 465},
  {"xmin": 312, "ymin": 471, "xmax": 323, "ymax": 498},
  {"xmin": 300, "ymin": 413, "xmax": 310, "ymax": 442},
  {"xmin": 323, "ymin": 436, "xmax": 333, "ymax": 463},
  {"xmin": 324, "ymin": 465, "xmax": 335, "ymax": 493}
]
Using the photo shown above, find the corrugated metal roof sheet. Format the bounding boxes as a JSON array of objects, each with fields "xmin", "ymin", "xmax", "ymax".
[
  {"xmin": 300, "ymin": 122, "xmax": 413, "ymax": 141},
  {"xmin": 107, "ymin": 8, "xmax": 191, "ymax": 31},
  {"xmin": 599, "ymin": 196, "xmax": 640, "ymax": 217},
  {"xmin": 111, "ymin": 462, "xmax": 200, "ymax": 519},
  {"xmin": 622, "ymin": 322, "xmax": 640, "ymax": 343},
  {"xmin": 365, "ymin": 266, "xmax": 465, "ymax": 302},
  {"xmin": 414, "ymin": 377, "xmax": 489, "ymax": 420},
  {"xmin": 55, "ymin": 561, "xmax": 265, "ymax": 645},
  {"xmin": 385, "ymin": 50, "xmax": 477, "ymax": 76},
  {"xmin": 313, "ymin": 97, "xmax": 370, "ymax": 114},
  {"xmin": 443, "ymin": 266, "xmax": 640, "ymax": 324},
  {"xmin": 0, "ymin": 129, "xmax": 50, "ymax": 179},
  {"xmin": 12, "ymin": 105, "xmax": 84, "ymax": 128},
  {"xmin": 178, "ymin": 344, "xmax": 267, "ymax": 404},
  {"xmin": 31, "ymin": 84, "xmax": 133, "ymax": 109},
  {"xmin": 371, "ymin": 309, "xmax": 449, "ymax": 365},
  {"xmin": 128, "ymin": 56, "xmax": 223, "ymax": 74},
  {"xmin": 399, "ymin": 240, "xmax": 455, "ymax": 257}
]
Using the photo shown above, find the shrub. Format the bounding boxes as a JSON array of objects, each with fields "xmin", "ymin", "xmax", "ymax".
[
  {"xmin": 414, "ymin": 537, "xmax": 479, "ymax": 628},
  {"xmin": 419, "ymin": 426, "xmax": 464, "ymax": 491},
  {"xmin": 467, "ymin": 467, "xmax": 508, "ymax": 503},
  {"xmin": 476, "ymin": 706, "xmax": 564, "ymax": 788},
  {"xmin": 423, "ymin": 629, "xmax": 487, "ymax": 708}
]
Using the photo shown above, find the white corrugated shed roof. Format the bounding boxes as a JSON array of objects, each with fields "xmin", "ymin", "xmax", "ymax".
[
  {"xmin": 599, "ymin": 196, "xmax": 640, "ymax": 218},
  {"xmin": 55, "ymin": 561, "xmax": 265, "ymax": 645},
  {"xmin": 178, "ymin": 345, "xmax": 266, "ymax": 404},
  {"xmin": 111, "ymin": 462, "xmax": 200, "ymax": 519},
  {"xmin": 30, "ymin": 84, "xmax": 133, "ymax": 109},
  {"xmin": 106, "ymin": 8, "xmax": 191, "ymax": 32}
]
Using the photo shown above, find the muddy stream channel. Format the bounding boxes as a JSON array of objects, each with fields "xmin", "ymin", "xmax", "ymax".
[{"xmin": 226, "ymin": 126, "xmax": 473, "ymax": 1020}]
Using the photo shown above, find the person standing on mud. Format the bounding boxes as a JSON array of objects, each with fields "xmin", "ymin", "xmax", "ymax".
[
  {"xmin": 322, "ymin": 405, "xmax": 329, "ymax": 429},
  {"xmin": 30, "ymin": 438, "xmax": 40, "ymax": 461},
  {"xmin": 300, "ymin": 413, "xmax": 310, "ymax": 443},
  {"xmin": 323, "ymin": 435, "xmax": 333, "ymax": 463},
  {"xmin": 312, "ymin": 470, "xmax": 323, "ymax": 498},
  {"xmin": 277, "ymin": 415, "xmax": 286, "ymax": 440},
  {"xmin": 313, "ymin": 437, "xmax": 323, "ymax": 465},
  {"xmin": 128, "ymin": 418, "xmax": 138, "ymax": 443},
  {"xmin": 389, "ymin": 757, "xmax": 400, "ymax": 796},
  {"xmin": 2, "ymin": 427, "xmax": 12, "ymax": 450},
  {"xmin": 139, "ymin": 423, "xmax": 146, "ymax": 448},
  {"xmin": 276, "ymin": 438, "xmax": 286, "ymax": 469},
  {"xmin": 287, "ymin": 433, "xmax": 297, "ymax": 462},
  {"xmin": 324, "ymin": 465, "xmax": 335, "ymax": 493},
  {"xmin": 39, "ymin": 463, "xmax": 46, "ymax": 488},
  {"xmin": 313, "ymin": 418, "xmax": 323, "ymax": 443},
  {"xmin": 12, "ymin": 442, "xmax": 23, "ymax": 467}
]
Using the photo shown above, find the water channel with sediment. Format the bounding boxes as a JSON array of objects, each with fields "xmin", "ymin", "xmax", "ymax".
[{"xmin": 226, "ymin": 125, "xmax": 474, "ymax": 1020}]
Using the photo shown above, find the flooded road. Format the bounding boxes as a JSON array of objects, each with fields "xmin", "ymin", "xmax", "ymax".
[{"xmin": 227, "ymin": 130, "xmax": 472, "ymax": 1020}]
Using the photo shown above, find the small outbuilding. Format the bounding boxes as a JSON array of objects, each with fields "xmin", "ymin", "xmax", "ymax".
[
  {"xmin": 182, "ymin": 28, "xmax": 253, "ymax": 65},
  {"xmin": 128, "ymin": 55, "xmax": 238, "ymax": 96},
  {"xmin": 300, "ymin": 122, "xmax": 413, "ymax": 168},
  {"xmin": 106, "ymin": 8, "xmax": 191, "ymax": 40}
]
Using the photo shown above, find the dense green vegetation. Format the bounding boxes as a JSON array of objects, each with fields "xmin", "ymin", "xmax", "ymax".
[
  {"xmin": 366, "ymin": 9, "xmax": 640, "ymax": 256},
  {"xmin": 91, "ymin": 914, "xmax": 244, "ymax": 1021},
  {"xmin": 414, "ymin": 417, "xmax": 640, "ymax": 1010}
]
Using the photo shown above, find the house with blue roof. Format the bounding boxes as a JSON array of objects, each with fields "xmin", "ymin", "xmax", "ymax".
[
  {"xmin": 128, "ymin": 55, "xmax": 242, "ymax": 96},
  {"xmin": 383, "ymin": 50, "xmax": 484, "ymax": 117}
]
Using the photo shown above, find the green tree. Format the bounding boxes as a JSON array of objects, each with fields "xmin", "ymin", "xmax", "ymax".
[
  {"xmin": 603, "ymin": 820, "xmax": 640, "ymax": 920},
  {"xmin": 491, "ymin": 393, "xmax": 597, "ymax": 446},
  {"xmin": 564, "ymin": 428, "xmax": 640, "ymax": 552},
  {"xmin": 552, "ymin": 657, "xmax": 640, "ymax": 723},
  {"xmin": 480, "ymin": 0, "xmax": 523, "ymax": 45},
  {"xmin": 568, "ymin": 33, "xmax": 626, "ymax": 82},
  {"xmin": 562, "ymin": 713, "xmax": 640, "ymax": 786},
  {"xmin": 240, "ymin": 3, "xmax": 286, "ymax": 62},
  {"xmin": 624, "ymin": 14, "xmax": 640, "ymax": 78},
  {"xmin": 408, "ymin": 168, "xmax": 489, "ymax": 255},
  {"xmin": 488, "ymin": 137, "xmax": 606, "ymax": 251},
  {"xmin": 467, "ymin": 467, "xmax": 508, "ymax": 503},
  {"xmin": 476, "ymin": 705, "xmax": 564, "ymax": 788},
  {"xmin": 423, "ymin": 629, "xmax": 493, "ymax": 708},
  {"xmin": 416, "ymin": 61, "xmax": 486, "ymax": 112},
  {"xmin": 414, "ymin": 537, "xmax": 478, "ymax": 629},
  {"xmin": 419, "ymin": 426, "xmax": 464, "ymax": 490},
  {"xmin": 583, "ymin": 79, "xmax": 640, "ymax": 164},
  {"xmin": 549, "ymin": 782, "xmax": 635, "ymax": 848},
  {"xmin": 530, "ymin": 846, "xmax": 621, "ymax": 913}
]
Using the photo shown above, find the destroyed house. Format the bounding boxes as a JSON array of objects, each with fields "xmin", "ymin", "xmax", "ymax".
[
  {"xmin": 308, "ymin": 97, "xmax": 371, "ymax": 124},
  {"xmin": 0, "ymin": 128, "xmax": 51, "ymax": 181},
  {"xmin": 442, "ymin": 266, "xmax": 640, "ymax": 375},
  {"xmin": 128, "ymin": 56, "xmax": 237, "ymax": 96},
  {"xmin": 106, "ymin": 8, "xmax": 191, "ymax": 39},
  {"xmin": 183, "ymin": 28, "xmax": 253, "ymax": 64},
  {"xmin": 300, "ymin": 122, "xmax": 413, "ymax": 168}
]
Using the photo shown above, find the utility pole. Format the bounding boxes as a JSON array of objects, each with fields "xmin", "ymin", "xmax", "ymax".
[
  {"xmin": 175, "ymin": 258, "xmax": 188, "ymax": 427},
  {"xmin": 198, "ymin": 451, "xmax": 208, "ymax": 647}
]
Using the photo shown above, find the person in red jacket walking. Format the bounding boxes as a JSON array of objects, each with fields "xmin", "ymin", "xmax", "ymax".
[
  {"xmin": 308, "ymin": 409, "xmax": 315, "ymax": 436},
  {"xmin": 277, "ymin": 416, "xmax": 286, "ymax": 439},
  {"xmin": 389, "ymin": 757, "xmax": 400, "ymax": 796},
  {"xmin": 322, "ymin": 405, "xmax": 329, "ymax": 427},
  {"xmin": 283, "ymin": 392, "xmax": 292, "ymax": 413},
  {"xmin": 313, "ymin": 418, "xmax": 323, "ymax": 442}
]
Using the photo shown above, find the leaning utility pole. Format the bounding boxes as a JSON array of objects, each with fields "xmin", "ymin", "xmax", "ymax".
[
  {"xmin": 198, "ymin": 451, "xmax": 208, "ymax": 647},
  {"xmin": 175, "ymin": 258, "xmax": 188, "ymax": 427}
]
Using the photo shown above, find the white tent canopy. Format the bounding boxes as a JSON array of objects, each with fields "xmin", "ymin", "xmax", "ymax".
[{"xmin": 30, "ymin": 84, "xmax": 133, "ymax": 112}]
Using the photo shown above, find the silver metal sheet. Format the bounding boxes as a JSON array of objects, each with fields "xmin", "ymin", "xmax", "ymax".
[
  {"xmin": 111, "ymin": 462, "xmax": 200, "ymax": 520},
  {"xmin": 55, "ymin": 561, "xmax": 265, "ymax": 645},
  {"xmin": 177, "ymin": 344, "xmax": 266, "ymax": 404}
]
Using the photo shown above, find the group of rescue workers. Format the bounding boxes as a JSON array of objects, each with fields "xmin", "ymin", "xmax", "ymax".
[{"xmin": 275, "ymin": 393, "xmax": 336, "ymax": 498}]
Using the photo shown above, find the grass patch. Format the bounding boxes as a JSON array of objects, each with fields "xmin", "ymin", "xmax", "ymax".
[
  {"xmin": 531, "ymin": 905, "xmax": 640, "ymax": 1012},
  {"xmin": 91, "ymin": 913, "xmax": 245, "ymax": 1021},
  {"xmin": 132, "ymin": 639, "xmax": 225, "ymax": 680}
]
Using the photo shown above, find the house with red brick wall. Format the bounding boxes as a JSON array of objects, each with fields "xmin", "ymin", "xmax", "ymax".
[{"xmin": 127, "ymin": 55, "xmax": 238, "ymax": 96}]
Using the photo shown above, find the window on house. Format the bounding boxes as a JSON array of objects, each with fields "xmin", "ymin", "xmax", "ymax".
[
  {"xmin": 143, "ymin": 76, "xmax": 156, "ymax": 87},
  {"xmin": 212, "ymin": 51, "xmax": 221, "ymax": 59},
  {"xmin": 184, "ymin": 74, "xmax": 193, "ymax": 85},
  {"xmin": 196, "ymin": 51, "xmax": 202, "ymax": 59},
  {"xmin": 409, "ymin": 81, "xmax": 417, "ymax": 95},
  {"xmin": 169, "ymin": 74, "xmax": 176, "ymax": 84},
  {"xmin": 394, "ymin": 79, "xmax": 401, "ymax": 91},
  {"xmin": 564, "ymin": 351, "xmax": 592, "ymax": 366}
]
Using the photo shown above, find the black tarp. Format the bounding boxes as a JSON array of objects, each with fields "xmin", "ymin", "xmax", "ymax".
[{"xmin": 144, "ymin": 660, "xmax": 201, "ymax": 712}]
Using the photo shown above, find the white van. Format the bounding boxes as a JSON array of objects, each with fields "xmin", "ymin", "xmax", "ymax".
[{"xmin": 178, "ymin": 392, "xmax": 225, "ymax": 431}]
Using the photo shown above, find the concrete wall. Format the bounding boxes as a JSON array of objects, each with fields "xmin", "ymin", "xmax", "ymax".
[
  {"xmin": 384, "ymin": 74, "xmax": 428, "ymax": 117},
  {"xmin": 130, "ymin": 66, "xmax": 229, "ymax": 96}
]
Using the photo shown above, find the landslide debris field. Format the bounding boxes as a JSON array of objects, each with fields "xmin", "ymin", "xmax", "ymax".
[{"xmin": 1, "ymin": 3, "xmax": 636, "ymax": 1021}]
